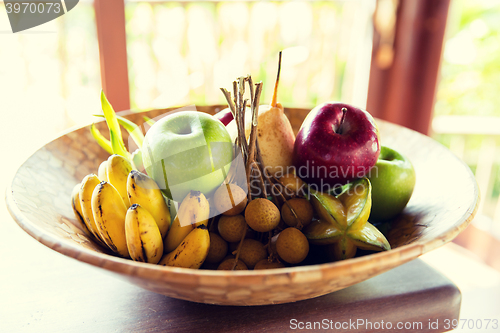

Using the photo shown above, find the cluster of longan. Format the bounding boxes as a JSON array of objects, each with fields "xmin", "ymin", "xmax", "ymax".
[{"xmin": 202, "ymin": 173, "xmax": 314, "ymax": 271}]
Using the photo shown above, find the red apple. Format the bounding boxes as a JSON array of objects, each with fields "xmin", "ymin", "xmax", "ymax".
[
  {"xmin": 292, "ymin": 102, "xmax": 380, "ymax": 190},
  {"xmin": 214, "ymin": 107, "xmax": 234, "ymax": 126}
]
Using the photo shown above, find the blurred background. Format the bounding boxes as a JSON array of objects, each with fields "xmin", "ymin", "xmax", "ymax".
[{"xmin": 0, "ymin": 0, "xmax": 499, "ymax": 274}]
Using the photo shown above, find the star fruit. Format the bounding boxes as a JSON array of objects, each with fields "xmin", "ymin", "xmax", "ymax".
[{"xmin": 303, "ymin": 177, "xmax": 390, "ymax": 260}]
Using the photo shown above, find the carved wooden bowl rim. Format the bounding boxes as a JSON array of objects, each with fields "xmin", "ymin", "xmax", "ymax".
[{"xmin": 6, "ymin": 106, "xmax": 480, "ymax": 304}]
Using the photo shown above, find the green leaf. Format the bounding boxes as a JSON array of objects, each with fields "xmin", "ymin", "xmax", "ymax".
[
  {"xmin": 90, "ymin": 123, "xmax": 113, "ymax": 155},
  {"xmin": 94, "ymin": 114, "xmax": 144, "ymax": 148},
  {"xmin": 100, "ymin": 91, "xmax": 129, "ymax": 159}
]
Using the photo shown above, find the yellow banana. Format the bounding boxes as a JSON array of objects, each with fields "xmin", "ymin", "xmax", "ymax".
[
  {"xmin": 92, "ymin": 181, "xmax": 130, "ymax": 258},
  {"xmin": 79, "ymin": 174, "xmax": 106, "ymax": 243},
  {"xmin": 159, "ymin": 225, "xmax": 210, "ymax": 269},
  {"xmin": 71, "ymin": 183, "xmax": 91, "ymax": 235},
  {"xmin": 163, "ymin": 190, "xmax": 210, "ymax": 253},
  {"xmin": 127, "ymin": 170, "xmax": 170, "ymax": 239},
  {"xmin": 71, "ymin": 183, "xmax": 84, "ymax": 223},
  {"xmin": 125, "ymin": 204, "xmax": 164, "ymax": 264},
  {"xmin": 106, "ymin": 154, "xmax": 132, "ymax": 207},
  {"xmin": 97, "ymin": 160, "xmax": 108, "ymax": 182}
]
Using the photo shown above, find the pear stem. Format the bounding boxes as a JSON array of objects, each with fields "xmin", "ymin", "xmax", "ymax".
[{"xmin": 270, "ymin": 51, "xmax": 282, "ymax": 108}]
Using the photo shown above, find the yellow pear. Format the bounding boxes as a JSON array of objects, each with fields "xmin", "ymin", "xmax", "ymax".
[{"xmin": 255, "ymin": 101, "xmax": 295, "ymax": 177}]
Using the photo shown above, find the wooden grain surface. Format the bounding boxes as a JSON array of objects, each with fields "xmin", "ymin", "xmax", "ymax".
[
  {"xmin": 6, "ymin": 106, "xmax": 479, "ymax": 305},
  {"xmin": 0, "ymin": 245, "xmax": 459, "ymax": 333}
]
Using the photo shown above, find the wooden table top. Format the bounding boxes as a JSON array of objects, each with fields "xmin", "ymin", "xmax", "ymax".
[{"xmin": 1, "ymin": 214, "xmax": 460, "ymax": 333}]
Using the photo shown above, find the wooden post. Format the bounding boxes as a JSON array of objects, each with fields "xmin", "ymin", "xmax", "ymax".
[
  {"xmin": 94, "ymin": 0, "xmax": 130, "ymax": 111},
  {"xmin": 367, "ymin": 0, "xmax": 451, "ymax": 135}
]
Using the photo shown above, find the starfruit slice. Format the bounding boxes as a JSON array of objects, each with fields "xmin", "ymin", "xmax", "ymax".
[
  {"xmin": 348, "ymin": 222, "xmax": 390, "ymax": 251},
  {"xmin": 305, "ymin": 177, "xmax": 391, "ymax": 261},
  {"xmin": 309, "ymin": 190, "xmax": 347, "ymax": 229},
  {"xmin": 303, "ymin": 219, "xmax": 343, "ymax": 245},
  {"xmin": 325, "ymin": 237, "xmax": 357, "ymax": 261},
  {"xmin": 338, "ymin": 177, "xmax": 372, "ymax": 230}
]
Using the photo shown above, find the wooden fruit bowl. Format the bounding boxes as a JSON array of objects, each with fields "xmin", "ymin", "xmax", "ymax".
[{"xmin": 6, "ymin": 106, "xmax": 479, "ymax": 306}]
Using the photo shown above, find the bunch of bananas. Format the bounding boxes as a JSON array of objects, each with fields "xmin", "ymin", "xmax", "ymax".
[{"xmin": 71, "ymin": 154, "xmax": 210, "ymax": 268}]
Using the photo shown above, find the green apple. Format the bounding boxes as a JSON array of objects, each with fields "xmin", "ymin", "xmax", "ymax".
[
  {"xmin": 142, "ymin": 111, "xmax": 233, "ymax": 202},
  {"xmin": 368, "ymin": 146, "xmax": 416, "ymax": 222}
]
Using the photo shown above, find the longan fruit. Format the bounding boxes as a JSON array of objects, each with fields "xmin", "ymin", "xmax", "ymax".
[
  {"xmin": 245, "ymin": 198, "xmax": 280, "ymax": 232},
  {"xmin": 276, "ymin": 227, "xmax": 309, "ymax": 264},
  {"xmin": 280, "ymin": 173, "xmax": 306, "ymax": 196},
  {"xmin": 217, "ymin": 258, "xmax": 248, "ymax": 270},
  {"xmin": 254, "ymin": 259, "xmax": 286, "ymax": 270},
  {"xmin": 281, "ymin": 198, "xmax": 314, "ymax": 228},
  {"xmin": 205, "ymin": 232, "xmax": 228, "ymax": 264},
  {"xmin": 236, "ymin": 239, "xmax": 267, "ymax": 269},
  {"xmin": 214, "ymin": 183, "xmax": 247, "ymax": 216},
  {"xmin": 218, "ymin": 215, "xmax": 247, "ymax": 243}
]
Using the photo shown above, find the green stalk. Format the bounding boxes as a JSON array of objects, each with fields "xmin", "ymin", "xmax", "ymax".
[
  {"xmin": 100, "ymin": 91, "xmax": 129, "ymax": 159},
  {"xmin": 94, "ymin": 114, "xmax": 144, "ymax": 148},
  {"xmin": 90, "ymin": 123, "xmax": 113, "ymax": 155}
]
